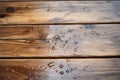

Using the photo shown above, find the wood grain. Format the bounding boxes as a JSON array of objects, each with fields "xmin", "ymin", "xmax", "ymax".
[
  {"xmin": 0, "ymin": 25, "xmax": 48, "ymax": 39},
  {"xmin": 0, "ymin": 24, "xmax": 120, "ymax": 57},
  {"xmin": 0, "ymin": 1, "xmax": 120, "ymax": 24},
  {"xmin": 0, "ymin": 59, "xmax": 120, "ymax": 80}
]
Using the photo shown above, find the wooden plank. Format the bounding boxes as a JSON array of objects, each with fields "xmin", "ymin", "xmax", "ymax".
[
  {"xmin": 0, "ymin": 1, "xmax": 120, "ymax": 24},
  {"xmin": 0, "ymin": 24, "xmax": 120, "ymax": 57},
  {"xmin": 0, "ymin": 59, "xmax": 120, "ymax": 80},
  {"xmin": 0, "ymin": 25, "xmax": 48, "ymax": 39}
]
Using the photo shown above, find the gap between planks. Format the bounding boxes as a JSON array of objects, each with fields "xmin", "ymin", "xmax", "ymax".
[
  {"xmin": 0, "ymin": 0, "xmax": 120, "ymax": 2},
  {"xmin": 0, "ymin": 55, "xmax": 120, "ymax": 59},
  {"xmin": 0, "ymin": 22, "xmax": 120, "ymax": 25}
]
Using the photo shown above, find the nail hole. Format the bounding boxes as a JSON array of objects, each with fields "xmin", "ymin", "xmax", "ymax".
[
  {"xmin": 7, "ymin": 7, "xmax": 14, "ymax": 13},
  {"xmin": 0, "ymin": 14, "xmax": 6, "ymax": 18}
]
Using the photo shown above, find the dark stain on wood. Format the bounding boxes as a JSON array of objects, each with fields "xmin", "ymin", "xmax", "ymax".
[
  {"xmin": 111, "ymin": 35, "xmax": 120, "ymax": 46},
  {"xmin": 85, "ymin": 24, "xmax": 95, "ymax": 29},
  {"xmin": 0, "ymin": 14, "xmax": 7, "ymax": 18},
  {"xmin": 0, "ymin": 2, "xmax": 38, "ymax": 20}
]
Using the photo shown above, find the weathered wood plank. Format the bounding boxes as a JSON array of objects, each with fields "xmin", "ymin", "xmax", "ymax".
[
  {"xmin": 0, "ymin": 1, "xmax": 120, "ymax": 24},
  {"xmin": 0, "ymin": 59, "xmax": 120, "ymax": 80},
  {"xmin": 0, "ymin": 24, "xmax": 120, "ymax": 57}
]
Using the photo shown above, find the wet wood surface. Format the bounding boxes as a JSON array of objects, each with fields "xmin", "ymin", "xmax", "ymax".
[
  {"xmin": 0, "ymin": 25, "xmax": 48, "ymax": 39},
  {"xmin": 0, "ymin": 59, "xmax": 120, "ymax": 80},
  {"xmin": 0, "ymin": 1, "xmax": 120, "ymax": 24},
  {"xmin": 0, "ymin": 0, "xmax": 120, "ymax": 80},
  {"xmin": 0, "ymin": 24, "xmax": 120, "ymax": 57}
]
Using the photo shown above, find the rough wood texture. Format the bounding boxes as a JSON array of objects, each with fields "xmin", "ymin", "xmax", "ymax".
[
  {"xmin": 0, "ymin": 59, "xmax": 120, "ymax": 80},
  {"xmin": 0, "ymin": 1, "xmax": 120, "ymax": 24},
  {"xmin": 0, "ymin": 24, "xmax": 120, "ymax": 57}
]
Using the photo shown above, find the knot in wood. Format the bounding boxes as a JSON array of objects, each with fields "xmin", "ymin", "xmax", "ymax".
[{"xmin": 7, "ymin": 7, "xmax": 14, "ymax": 13}]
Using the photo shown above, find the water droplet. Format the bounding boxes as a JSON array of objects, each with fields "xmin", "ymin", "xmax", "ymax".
[
  {"xmin": 65, "ymin": 40, "xmax": 68, "ymax": 43},
  {"xmin": 59, "ymin": 64, "xmax": 64, "ymax": 69},
  {"xmin": 85, "ymin": 24, "xmax": 94, "ymax": 29},
  {"xmin": 75, "ymin": 41, "xmax": 78, "ymax": 44},
  {"xmin": 56, "ymin": 70, "xmax": 58, "ymax": 73},
  {"xmin": 47, "ymin": 8, "xmax": 50, "ymax": 11},
  {"xmin": 73, "ymin": 77, "xmax": 77, "ymax": 79},
  {"xmin": 66, "ymin": 70, "xmax": 69, "ymax": 73},
  {"xmin": 68, "ymin": 29, "xmax": 73, "ymax": 32},
  {"xmin": 48, "ymin": 62, "xmax": 54, "ymax": 67},
  {"xmin": 59, "ymin": 71, "xmax": 64, "ymax": 75},
  {"xmin": 70, "ymin": 68, "xmax": 73, "ymax": 72},
  {"xmin": 52, "ymin": 46, "xmax": 56, "ymax": 50}
]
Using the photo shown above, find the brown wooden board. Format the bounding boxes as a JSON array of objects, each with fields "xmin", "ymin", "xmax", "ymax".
[
  {"xmin": 0, "ymin": 59, "xmax": 120, "ymax": 80},
  {"xmin": 0, "ymin": 25, "xmax": 48, "ymax": 39},
  {"xmin": 0, "ymin": 24, "xmax": 120, "ymax": 57},
  {"xmin": 0, "ymin": 1, "xmax": 120, "ymax": 24}
]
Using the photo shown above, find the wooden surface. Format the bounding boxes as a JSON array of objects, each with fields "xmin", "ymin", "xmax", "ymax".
[
  {"xmin": 0, "ymin": 25, "xmax": 48, "ymax": 39},
  {"xmin": 0, "ymin": 1, "xmax": 120, "ymax": 24},
  {"xmin": 0, "ymin": 0, "xmax": 120, "ymax": 80},
  {"xmin": 0, "ymin": 24, "xmax": 120, "ymax": 57},
  {"xmin": 0, "ymin": 59, "xmax": 120, "ymax": 80}
]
